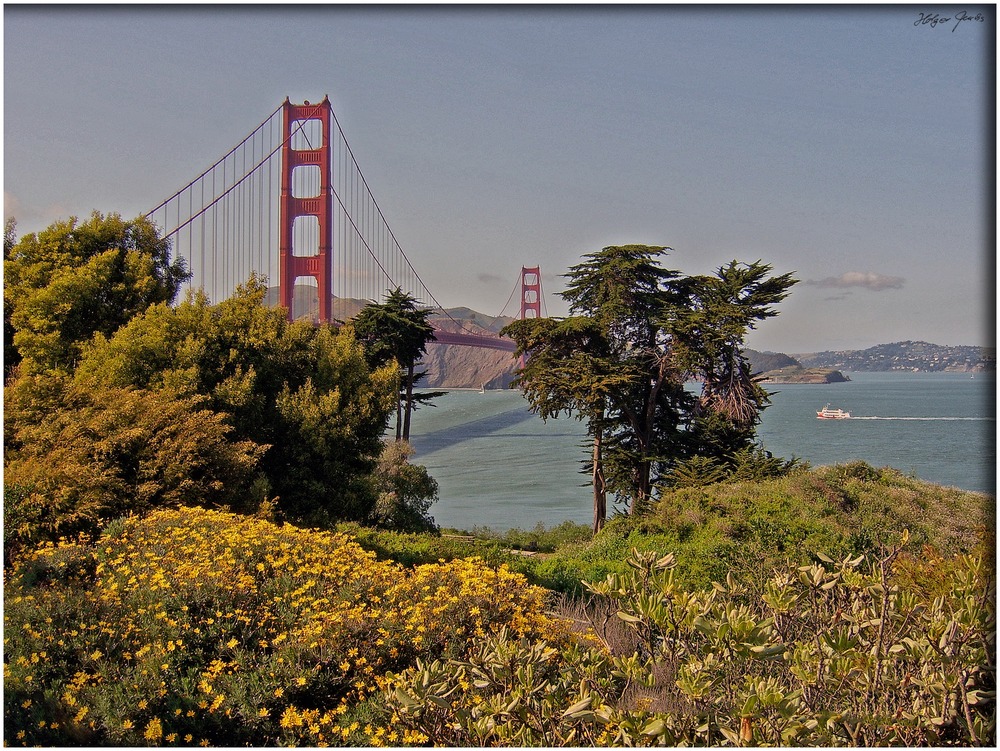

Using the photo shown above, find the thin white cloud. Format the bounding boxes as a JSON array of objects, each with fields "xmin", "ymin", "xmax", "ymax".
[
  {"xmin": 4, "ymin": 191, "xmax": 74, "ymax": 231},
  {"xmin": 4, "ymin": 191, "xmax": 23, "ymax": 221},
  {"xmin": 806, "ymin": 271, "xmax": 905, "ymax": 291}
]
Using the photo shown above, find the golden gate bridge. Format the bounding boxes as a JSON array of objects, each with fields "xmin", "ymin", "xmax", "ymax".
[{"xmin": 145, "ymin": 96, "xmax": 543, "ymax": 352}]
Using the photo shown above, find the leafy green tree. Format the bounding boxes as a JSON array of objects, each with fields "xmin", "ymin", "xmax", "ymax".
[
  {"xmin": 506, "ymin": 245, "xmax": 692, "ymax": 520},
  {"xmin": 368, "ymin": 440, "xmax": 440, "ymax": 533},
  {"xmin": 560, "ymin": 245, "xmax": 695, "ymax": 514},
  {"xmin": 4, "ymin": 212, "xmax": 189, "ymax": 374},
  {"xmin": 500, "ymin": 315, "xmax": 615, "ymax": 532},
  {"xmin": 504, "ymin": 246, "xmax": 796, "ymax": 527},
  {"xmin": 4, "ymin": 217, "xmax": 21, "ymax": 378},
  {"xmin": 73, "ymin": 277, "xmax": 398, "ymax": 526},
  {"xmin": 352, "ymin": 288, "xmax": 440, "ymax": 441},
  {"xmin": 672, "ymin": 260, "xmax": 796, "ymax": 459},
  {"xmin": 3, "ymin": 373, "xmax": 264, "ymax": 560}
]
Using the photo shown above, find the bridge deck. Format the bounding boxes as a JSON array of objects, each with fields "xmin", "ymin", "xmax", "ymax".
[{"xmin": 431, "ymin": 329, "xmax": 517, "ymax": 352}]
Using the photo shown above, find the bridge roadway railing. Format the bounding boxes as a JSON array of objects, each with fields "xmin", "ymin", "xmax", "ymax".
[{"xmin": 430, "ymin": 329, "xmax": 517, "ymax": 353}]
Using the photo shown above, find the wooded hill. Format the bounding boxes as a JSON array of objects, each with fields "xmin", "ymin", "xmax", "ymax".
[{"xmin": 796, "ymin": 341, "xmax": 996, "ymax": 372}]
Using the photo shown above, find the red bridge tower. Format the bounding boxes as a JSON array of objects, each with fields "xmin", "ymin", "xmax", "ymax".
[
  {"xmin": 279, "ymin": 97, "xmax": 333, "ymax": 322},
  {"xmin": 520, "ymin": 266, "xmax": 542, "ymax": 319}
]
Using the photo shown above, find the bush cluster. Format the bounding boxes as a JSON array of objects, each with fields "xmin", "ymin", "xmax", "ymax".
[
  {"xmin": 3, "ymin": 507, "xmax": 570, "ymax": 747},
  {"xmin": 508, "ymin": 462, "xmax": 990, "ymax": 595},
  {"xmin": 386, "ymin": 545, "xmax": 995, "ymax": 746},
  {"xmin": 5, "ymin": 505, "xmax": 994, "ymax": 747}
]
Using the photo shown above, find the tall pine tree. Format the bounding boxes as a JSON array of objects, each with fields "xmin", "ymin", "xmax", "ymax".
[
  {"xmin": 504, "ymin": 246, "xmax": 796, "ymax": 531},
  {"xmin": 352, "ymin": 288, "xmax": 440, "ymax": 441}
]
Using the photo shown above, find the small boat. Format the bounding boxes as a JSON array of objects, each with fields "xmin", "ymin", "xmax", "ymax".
[{"xmin": 817, "ymin": 404, "xmax": 851, "ymax": 419}]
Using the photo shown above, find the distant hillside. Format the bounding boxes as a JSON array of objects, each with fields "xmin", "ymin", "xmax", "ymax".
[
  {"xmin": 265, "ymin": 292, "xmax": 988, "ymax": 383},
  {"xmin": 263, "ymin": 286, "xmax": 368, "ymax": 322},
  {"xmin": 422, "ymin": 309, "xmax": 518, "ymax": 389},
  {"xmin": 745, "ymin": 350, "xmax": 849, "ymax": 384},
  {"xmin": 265, "ymin": 288, "xmax": 519, "ymax": 389},
  {"xmin": 796, "ymin": 341, "xmax": 996, "ymax": 372},
  {"xmin": 745, "ymin": 350, "xmax": 799, "ymax": 373}
]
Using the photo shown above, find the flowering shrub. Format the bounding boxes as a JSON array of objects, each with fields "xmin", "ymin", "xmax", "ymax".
[
  {"xmin": 384, "ymin": 543, "xmax": 995, "ymax": 746},
  {"xmin": 8, "ymin": 507, "xmax": 992, "ymax": 747},
  {"xmin": 3, "ymin": 507, "xmax": 570, "ymax": 746}
]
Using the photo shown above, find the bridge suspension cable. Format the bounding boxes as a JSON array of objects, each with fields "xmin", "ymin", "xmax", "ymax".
[
  {"xmin": 145, "ymin": 98, "xmax": 514, "ymax": 341},
  {"xmin": 146, "ymin": 104, "xmax": 286, "ymax": 308},
  {"xmin": 495, "ymin": 275, "xmax": 521, "ymax": 320},
  {"xmin": 326, "ymin": 108, "xmax": 489, "ymax": 338}
]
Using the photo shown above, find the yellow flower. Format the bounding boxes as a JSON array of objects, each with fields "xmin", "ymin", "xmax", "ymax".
[
  {"xmin": 122, "ymin": 720, "xmax": 134, "ymax": 730},
  {"xmin": 258, "ymin": 708, "xmax": 270, "ymax": 718},
  {"xmin": 144, "ymin": 717, "xmax": 163, "ymax": 742},
  {"xmin": 138, "ymin": 699, "xmax": 148, "ymax": 710},
  {"xmin": 274, "ymin": 687, "xmax": 284, "ymax": 697}
]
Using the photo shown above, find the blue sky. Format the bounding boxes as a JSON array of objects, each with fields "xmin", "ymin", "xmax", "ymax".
[{"xmin": 3, "ymin": 4, "xmax": 994, "ymax": 352}]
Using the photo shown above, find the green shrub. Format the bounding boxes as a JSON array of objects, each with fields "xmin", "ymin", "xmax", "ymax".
[
  {"xmin": 426, "ymin": 464, "xmax": 989, "ymax": 598},
  {"xmin": 366, "ymin": 440, "xmax": 439, "ymax": 533},
  {"xmin": 470, "ymin": 520, "xmax": 593, "ymax": 553},
  {"xmin": 383, "ymin": 544, "xmax": 996, "ymax": 746},
  {"xmin": 339, "ymin": 523, "xmax": 513, "ymax": 568}
]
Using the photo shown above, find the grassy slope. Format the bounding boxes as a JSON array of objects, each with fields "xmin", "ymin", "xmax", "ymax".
[{"xmin": 349, "ymin": 461, "xmax": 992, "ymax": 595}]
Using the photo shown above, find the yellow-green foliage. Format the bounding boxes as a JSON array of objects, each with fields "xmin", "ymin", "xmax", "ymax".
[
  {"xmin": 3, "ymin": 377, "xmax": 265, "ymax": 559},
  {"xmin": 4, "ymin": 213, "xmax": 188, "ymax": 374},
  {"xmin": 386, "ymin": 545, "xmax": 995, "ymax": 747},
  {"xmin": 3, "ymin": 507, "xmax": 569, "ymax": 747},
  {"xmin": 524, "ymin": 462, "xmax": 991, "ymax": 594}
]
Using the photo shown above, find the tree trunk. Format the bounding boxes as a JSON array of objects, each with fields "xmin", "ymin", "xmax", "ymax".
[
  {"xmin": 395, "ymin": 388, "xmax": 403, "ymax": 441},
  {"xmin": 633, "ymin": 461, "xmax": 652, "ymax": 515},
  {"xmin": 630, "ymin": 354, "xmax": 668, "ymax": 514},
  {"xmin": 402, "ymin": 362, "xmax": 415, "ymax": 441},
  {"xmin": 592, "ymin": 426, "xmax": 607, "ymax": 534}
]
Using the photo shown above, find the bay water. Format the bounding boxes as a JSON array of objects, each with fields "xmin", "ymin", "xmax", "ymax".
[{"xmin": 407, "ymin": 372, "xmax": 995, "ymax": 531}]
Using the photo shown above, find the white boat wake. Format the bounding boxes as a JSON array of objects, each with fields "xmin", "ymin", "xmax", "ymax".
[{"xmin": 849, "ymin": 416, "xmax": 995, "ymax": 421}]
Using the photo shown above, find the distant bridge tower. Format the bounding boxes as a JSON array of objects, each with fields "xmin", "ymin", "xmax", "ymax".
[
  {"xmin": 517, "ymin": 266, "xmax": 543, "ymax": 368},
  {"xmin": 279, "ymin": 97, "xmax": 333, "ymax": 322},
  {"xmin": 520, "ymin": 266, "xmax": 542, "ymax": 319}
]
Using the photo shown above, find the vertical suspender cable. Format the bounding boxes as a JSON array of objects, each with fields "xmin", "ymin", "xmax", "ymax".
[{"xmin": 202, "ymin": 167, "xmax": 207, "ymax": 299}]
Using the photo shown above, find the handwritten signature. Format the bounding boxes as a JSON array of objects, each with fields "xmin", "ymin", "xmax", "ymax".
[{"xmin": 914, "ymin": 10, "xmax": 985, "ymax": 32}]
